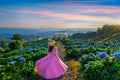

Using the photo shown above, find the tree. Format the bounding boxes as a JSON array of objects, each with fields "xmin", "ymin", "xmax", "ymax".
[
  {"xmin": 97, "ymin": 28, "xmax": 102, "ymax": 36},
  {"xmin": 71, "ymin": 24, "xmax": 120, "ymax": 40},
  {"xmin": 101, "ymin": 24, "xmax": 114, "ymax": 34},
  {"xmin": 9, "ymin": 34, "xmax": 23, "ymax": 50},
  {"xmin": 11, "ymin": 34, "xmax": 22, "ymax": 40},
  {"xmin": 0, "ymin": 40, "xmax": 8, "ymax": 49},
  {"xmin": 9, "ymin": 40, "xmax": 23, "ymax": 50}
]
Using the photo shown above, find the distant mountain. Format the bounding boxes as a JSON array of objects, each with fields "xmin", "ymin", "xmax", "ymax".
[
  {"xmin": 0, "ymin": 27, "xmax": 97, "ymax": 41},
  {"xmin": 0, "ymin": 28, "xmax": 40, "ymax": 41}
]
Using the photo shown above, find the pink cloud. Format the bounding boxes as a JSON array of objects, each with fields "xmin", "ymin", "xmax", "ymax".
[
  {"xmin": 38, "ymin": 4, "xmax": 120, "ymax": 14},
  {"xmin": 80, "ymin": 6, "xmax": 120, "ymax": 14},
  {"xmin": 19, "ymin": 10, "xmax": 95, "ymax": 21},
  {"xmin": 81, "ymin": 8, "xmax": 120, "ymax": 14},
  {"xmin": 19, "ymin": 10, "xmax": 118, "ymax": 23},
  {"xmin": 61, "ymin": 4, "xmax": 120, "ymax": 14}
]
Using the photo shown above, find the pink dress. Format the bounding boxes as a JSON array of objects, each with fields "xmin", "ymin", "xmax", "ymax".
[{"xmin": 35, "ymin": 46, "xmax": 68, "ymax": 79}]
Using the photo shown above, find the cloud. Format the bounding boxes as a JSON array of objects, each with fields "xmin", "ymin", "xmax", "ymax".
[
  {"xmin": 19, "ymin": 10, "xmax": 120, "ymax": 24},
  {"xmin": 0, "ymin": 3, "xmax": 120, "ymax": 28},
  {"xmin": 73, "ymin": 5, "xmax": 120, "ymax": 14},
  {"xmin": 38, "ymin": 3, "xmax": 120, "ymax": 14}
]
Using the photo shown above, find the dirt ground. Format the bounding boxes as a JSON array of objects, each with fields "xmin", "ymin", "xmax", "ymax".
[{"xmin": 54, "ymin": 42, "xmax": 74, "ymax": 80}]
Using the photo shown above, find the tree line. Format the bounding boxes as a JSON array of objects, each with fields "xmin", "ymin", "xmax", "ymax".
[
  {"xmin": 0, "ymin": 34, "xmax": 23, "ymax": 53},
  {"xmin": 71, "ymin": 24, "xmax": 120, "ymax": 40}
]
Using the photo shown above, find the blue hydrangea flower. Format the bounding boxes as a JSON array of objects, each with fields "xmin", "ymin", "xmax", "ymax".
[
  {"xmin": 82, "ymin": 54, "xmax": 86, "ymax": 60},
  {"xmin": 0, "ymin": 62, "xmax": 1, "ymax": 65},
  {"xmin": 96, "ymin": 51, "xmax": 100, "ymax": 54},
  {"xmin": 112, "ymin": 44, "xmax": 115, "ymax": 46},
  {"xmin": 88, "ymin": 45, "xmax": 93, "ymax": 49},
  {"xmin": 85, "ymin": 64, "xmax": 89, "ymax": 68},
  {"xmin": 18, "ymin": 57, "xmax": 25, "ymax": 62},
  {"xmin": 80, "ymin": 48, "xmax": 83, "ymax": 51},
  {"xmin": 20, "ymin": 48, "xmax": 23, "ymax": 51},
  {"xmin": 98, "ymin": 52, "xmax": 107, "ymax": 58},
  {"xmin": 9, "ymin": 61, "xmax": 15, "ymax": 65},
  {"xmin": 113, "ymin": 53, "xmax": 120, "ymax": 58},
  {"xmin": 117, "ymin": 50, "xmax": 120, "ymax": 53},
  {"xmin": 89, "ymin": 53, "xmax": 94, "ymax": 58}
]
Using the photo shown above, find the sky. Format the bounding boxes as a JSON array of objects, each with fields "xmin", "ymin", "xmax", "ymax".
[{"xmin": 0, "ymin": 0, "xmax": 120, "ymax": 29}]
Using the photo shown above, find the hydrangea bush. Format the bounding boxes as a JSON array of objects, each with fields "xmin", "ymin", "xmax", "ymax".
[
  {"xmin": 63, "ymin": 39, "xmax": 120, "ymax": 80},
  {"xmin": 0, "ymin": 39, "xmax": 48, "ymax": 80}
]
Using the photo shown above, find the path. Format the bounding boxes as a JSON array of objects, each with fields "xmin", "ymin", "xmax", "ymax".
[
  {"xmin": 39, "ymin": 41, "xmax": 74, "ymax": 80},
  {"xmin": 54, "ymin": 41, "xmax": 74, "ymax": 80}
]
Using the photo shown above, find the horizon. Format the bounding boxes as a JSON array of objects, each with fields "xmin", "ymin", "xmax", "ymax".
[
  {"xmin": 0, "ymin": 0, "xmax": 120, "ymax": 29},
  {"xmin": 0, "ymin": 27, "xmax": 98, "ymax": 32}
]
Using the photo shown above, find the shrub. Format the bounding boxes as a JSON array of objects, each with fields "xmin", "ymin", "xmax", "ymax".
[
  {"xmin": 9, "ymin": 40, "xmax": 23, "ymax": 50},
  {"xmin": 81, "ymin": 58, "xmax": 120, "ymax": 80}
]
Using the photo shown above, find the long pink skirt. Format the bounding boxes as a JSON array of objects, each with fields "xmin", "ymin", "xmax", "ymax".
[{"xmin": 35, "ymin": 53, "xmax": 68, "ymax": 79}]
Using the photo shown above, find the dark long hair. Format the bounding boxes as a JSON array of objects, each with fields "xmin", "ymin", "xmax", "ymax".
[{"xmin": 48, "ymin": 46, "xmax": 54, "ymax": 53}]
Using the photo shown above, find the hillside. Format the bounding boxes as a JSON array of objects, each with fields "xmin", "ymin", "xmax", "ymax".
[
  {"xmin": 103, "ymin": 33, "xmax": 120, "ymax": 41},
  {"xmin": 95, "ymin": 25, "xmax": 120, "ymax": 41},
  {"xmin": 71, "ymin": 24, "xmax": 120, "ymax": 41}
]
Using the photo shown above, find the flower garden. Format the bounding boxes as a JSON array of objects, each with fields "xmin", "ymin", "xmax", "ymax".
[
  {"xmin": 0, "ymin": 37, "xmax": 120, "ymax": 80},
  {"xmin": 0, "ymin": 39, "xmax": 48, "ymax": 80},
  {"xmin": 62, "ymin": 39, "xmax": 120, "ymax": 80}
]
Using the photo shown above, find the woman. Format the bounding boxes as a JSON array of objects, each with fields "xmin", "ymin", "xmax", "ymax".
[{"xmin": 35, "ymin": 39, "xmax": 68, "ymax": 79}]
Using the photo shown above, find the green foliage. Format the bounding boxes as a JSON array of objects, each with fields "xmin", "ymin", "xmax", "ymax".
[
  {"xmin": 81, "ymin": 58, "xmax": 120, "ymax": 80},
  {"xmin": 12, "ymin": 34, "xmax": 23, "ymax": 40},
  {"xmin": 0, "ymin": 39, "xmax": 48, "ymax": 80},
  {"xmin": 71, "ymin": 24, "xmax": 120, "ymax": 40},
  {"xmin": 0, "ymin": 40, "xmax": 8, "ymax": 53},
  {"xmin": 97, "ymin": 27, "xmax": 102, "ymax": 36},
  {"xmin": 0, "ymin": 47, "xmax": 5, "ymax": 53},
  {"xmin": 63, "ymin": 38, "xmax": 120, "ymax": 80},
  {"xmin": 105, "ymin": 33, "xmax": 120, "ymax": 42},
  {"xmin": 0, "ymin": 40, "xmax": 8, "ymax": 49},
  {"xmin": 9, "ymin": 40, "xmax": 23, "ymax": 50},
  {"xmin": 66, "ymin": 47, "xmax": 80, "ymax": 59}
]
